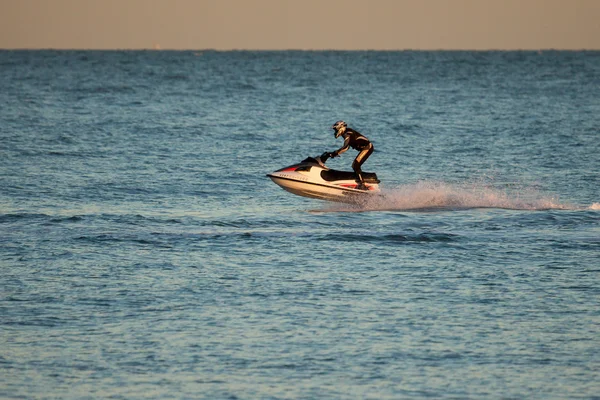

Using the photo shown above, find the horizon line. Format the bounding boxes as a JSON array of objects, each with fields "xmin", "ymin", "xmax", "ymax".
[{"xmin": 2, "ymin": 47, "xmax": 599, "ymax": 52}]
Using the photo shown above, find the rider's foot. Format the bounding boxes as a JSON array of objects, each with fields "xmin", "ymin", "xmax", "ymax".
[{"xmin": 356, "ymin": 183, "xmax": 369, "ymax": 191}]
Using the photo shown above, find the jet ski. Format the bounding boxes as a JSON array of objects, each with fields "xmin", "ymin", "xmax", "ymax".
[{"xmin": 267, "ymin": 152, "xmax": 381, "ymax": 203}]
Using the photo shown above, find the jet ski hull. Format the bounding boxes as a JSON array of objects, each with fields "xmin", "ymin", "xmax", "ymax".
[
  {"xmin": 268, "ymin": 175, "xmax": 376, "ymax": 202},
  {"xmin": 268, "ymin": 154, "xmax": 380, "ymax": 203}
]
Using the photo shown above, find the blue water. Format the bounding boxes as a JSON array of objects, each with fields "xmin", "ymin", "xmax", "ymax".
[{"xmin": 1, "ymin": 50, "xmax": 599, "ymax": 399}]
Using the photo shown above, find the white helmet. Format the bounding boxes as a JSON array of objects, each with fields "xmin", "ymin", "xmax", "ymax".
[{"xmin": 332, "ymin": 120, "xmax": 347, "ymax": 138}]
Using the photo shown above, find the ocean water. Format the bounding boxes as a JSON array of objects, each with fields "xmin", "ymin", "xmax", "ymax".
[{"xmin": 1, "ymin": 50, "xmax": 599, "ymax": 399}]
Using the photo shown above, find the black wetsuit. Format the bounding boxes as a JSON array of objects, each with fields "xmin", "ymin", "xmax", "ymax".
[{"xmin": 332, "ymin": 128, "xmax": 374, "ymax": 185}]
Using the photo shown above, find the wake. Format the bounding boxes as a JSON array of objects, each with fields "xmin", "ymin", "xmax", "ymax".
[{"xmin": 320, "ymin": 181, "xmax": 593, "ymax": 212}]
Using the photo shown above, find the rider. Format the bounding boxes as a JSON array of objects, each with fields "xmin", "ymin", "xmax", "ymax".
[{"xmin": 329, "ymin": 120, "xmax": 374, "ymax": 190}]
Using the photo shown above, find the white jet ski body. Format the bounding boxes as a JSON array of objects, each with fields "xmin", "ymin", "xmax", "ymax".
[{"xmin": 267, "ymin": 153, "xmax": 380, "ymax": 203}]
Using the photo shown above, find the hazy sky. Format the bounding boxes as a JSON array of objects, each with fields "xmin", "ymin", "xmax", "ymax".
[{"xmin": 1, "ymin": 0, "xmax": 599, "ymax": 50}]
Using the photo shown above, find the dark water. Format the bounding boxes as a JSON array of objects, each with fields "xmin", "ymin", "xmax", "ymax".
[{"xmin": 1, "ymin": 50, "xmax": 599, "ymax": 399}]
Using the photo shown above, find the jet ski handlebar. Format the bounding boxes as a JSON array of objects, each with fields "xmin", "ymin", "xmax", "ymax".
[{"xmin": 318, "ymin": 152, "xmax": 332, "ymax": 163}]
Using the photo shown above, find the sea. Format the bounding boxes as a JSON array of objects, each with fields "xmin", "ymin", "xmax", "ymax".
[{"xmin": 1, "ymin": 50, "xmax": 599, "ymax": 399}]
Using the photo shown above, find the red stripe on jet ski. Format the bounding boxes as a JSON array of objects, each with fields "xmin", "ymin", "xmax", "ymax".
[{"xmin": 338, "ymin": 183, "xmax": 374, "ymax": 190}]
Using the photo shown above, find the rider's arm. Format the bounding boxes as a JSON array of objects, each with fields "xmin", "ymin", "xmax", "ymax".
[{"xmin": 332, "ymin": 136, "xmax": 351, "ymax": 157}]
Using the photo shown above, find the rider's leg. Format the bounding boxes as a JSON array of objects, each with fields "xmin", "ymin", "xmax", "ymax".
[{"xmin": 352, "ymin": 144, "xmax": 374, "ymax": 189}]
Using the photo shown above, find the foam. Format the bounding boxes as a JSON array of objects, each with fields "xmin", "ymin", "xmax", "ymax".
[{"xmin": 324, "ymin": 181, "xmax": 570, "ymax": 212}]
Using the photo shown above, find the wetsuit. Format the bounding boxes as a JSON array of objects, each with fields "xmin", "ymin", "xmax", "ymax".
[{"xmin": 331, "ymin": 128, "xmax": 374, "ymax": 186}]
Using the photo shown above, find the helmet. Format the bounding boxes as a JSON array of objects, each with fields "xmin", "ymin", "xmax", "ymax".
[{"xmin": 332, "ymin": 120, "xmax": 347, "ymax": 138}]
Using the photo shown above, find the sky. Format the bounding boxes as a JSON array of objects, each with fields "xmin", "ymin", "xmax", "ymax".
[{"xmin": 1, "ymin": 0, "xmax": 599, "ymax": 50}]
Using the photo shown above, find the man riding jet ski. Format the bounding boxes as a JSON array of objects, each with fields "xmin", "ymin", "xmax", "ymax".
[
  {"xmin": 267, "ymin": 121, "xmax": 380, "ymax": 203},
  {"xmin": 328, "ymin": 120, "xmax": 374, "ymax": 191}
]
